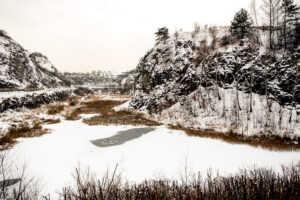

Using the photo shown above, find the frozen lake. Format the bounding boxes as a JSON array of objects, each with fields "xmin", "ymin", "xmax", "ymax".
[{"xmin": 8, "ymin": 119, "xmax": 300, "ymax": 196}]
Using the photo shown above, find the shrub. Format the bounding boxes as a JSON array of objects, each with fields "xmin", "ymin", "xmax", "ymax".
[
  {"xmin": 59, "ymin": 162, "xmax": 300, "ymax": 200},
  {"xmin": 73, "ymin": 87, "xmax": 93, "ymax": 96},
  {"xmin": 47, "ymin": 104, "xmax": 65, "ymax": 115},
  {"xmin": 0, "ymin": 152, "xmax": 41, "ymax": 199},
  {"xmin": 0, "ymin": 122, "xmax": 48, "ymax": 150},
  {"xmin": 169, "ymin": 124, "xmax": 300, "ymax": 151},
  {"xmin": 42, "ymin": 118, "xmax": 61, "ymax": 124},
  {"xmin": 219, "ymin": 35, "xmax": 235, "ymax": 48}
]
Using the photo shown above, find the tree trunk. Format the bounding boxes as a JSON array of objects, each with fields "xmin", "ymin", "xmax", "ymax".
[
  {"xmin": 270, "ymin": 2, "xmax": 273, "ymax": 50},
  {"xmin": 215, "ymin": 66, "xmax": 221, "ymax": 100},
  {"xmin": 250, "ymin": 63, "xmax": 253, "ymax": 113},
  {"xmin": 284, "ymin": 10, "xmax": 287, "ymax": 49}
]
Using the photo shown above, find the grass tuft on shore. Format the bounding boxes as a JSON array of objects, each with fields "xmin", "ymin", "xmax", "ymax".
[
  {"xmin": 65, "ymin": 100, "xmax": 160, "ymax": 126},
  {"xmin": 169, "ymin": 124, "xmax": 300, "ymax": 151},
  {"xmin": 0, "ymin": 122, "xmax": 49, "ymax": 150}
]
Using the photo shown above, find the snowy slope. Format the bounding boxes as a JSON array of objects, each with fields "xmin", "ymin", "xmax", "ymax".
[{"xmin": 0, "ymin": 30, "xmax": 68, "ymax": 89}]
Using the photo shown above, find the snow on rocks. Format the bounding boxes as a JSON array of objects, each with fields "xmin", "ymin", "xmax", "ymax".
[
  {"xmin": 157, "ymin": 86, "xmax": 300, "ymax": 137},
  {"xmin": 0, "ymin": 87, "xmax": 93, "ymax": 113},
  {"xmin": 29, "ymin": 52, "xmax": 58, "ymax": 73},
  {"xmin": 0, "ymin": 30, "xmax": 68, "ymax": 89},
  {"xmin": 129, "ymin": 28, "xmax": 299, "ymax": 136}
]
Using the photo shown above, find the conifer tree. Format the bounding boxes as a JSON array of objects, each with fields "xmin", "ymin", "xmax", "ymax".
[
  {"xmin": 230, "ymin": 9, "xmax": 253, "ymax": 39},
  {"xmin": 155, "ymin": 27, "xmax": 170, "ymax": 44}
]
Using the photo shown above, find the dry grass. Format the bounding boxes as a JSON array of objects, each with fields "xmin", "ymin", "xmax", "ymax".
[
  {"xmin": 47, "ymin": 104, "xmax": 65, "ymax": 115},
  {"xmin": 83, "ymin": 100, "xmax": 122, "ymax": 114},
  {"xmin": 65, "ymin": 100, "xmax": 121, "ymax": 120},
  {"xmin": 169, "ymin": 124, "xmax": 300, "ymax": 151},
  {"xmin": 67, "ymin": 96, "xmax": 81, "ymax": 106},
  {"xmin": 42, "ymin": 118, "xmax": 61, "ymax": 124},
  {"xmin": 65, "ymin": 109, "xmax": 81, "ymax": 121},
  {"xmin": 60, "ymin": 162, "xmax": 300, "ymax": 200},
  {"xmin": 84, "ymin": 110, "xmax": 160, "ymax": 126},
  {"xmin": 0, "ymin": 122, "xmax": 49, "ymax": 150},
  {"xmin": 65, "ymin": 99, "xmax": 160, "ymax": 126}
]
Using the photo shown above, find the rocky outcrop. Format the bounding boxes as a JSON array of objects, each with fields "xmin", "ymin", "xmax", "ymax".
[
  {"xmin": 130, "ymin": 38, "xmax": 199, "ymax": 111},
  {"xmin": 0, "ymin": 30, "xmax": 69, "ymax": 89},
  {"xmin": 0, "ymin": 87, "xmax": 93, "ymax": 112},
  {"xmin": 130, "ymin": 31, "xmax": 299, "ymax": 111},
  {"xmin": 200, "ymin": 40, "xmax": 299, "ymax": 105}
]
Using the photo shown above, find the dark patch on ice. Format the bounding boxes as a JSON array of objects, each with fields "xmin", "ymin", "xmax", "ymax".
[
  {"xmin": 0, "ymin": 178, "xmax": 21, "ymax": 188},
  {"xmin": 91, "ymin": 127, "xmax": 155, "ymax": 147}
]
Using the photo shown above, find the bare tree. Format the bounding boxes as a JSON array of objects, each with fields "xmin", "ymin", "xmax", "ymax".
[
  {"xmin": 273, "ymin": 0, "xmax": 282, "ymax": 46},
  {"xmin": 248, "ymin": 48, "xmax": 257, "ymax": 113},
  {"xmin": 173, "ymin": 29, "xmax": 180, "ymax": 43},
  {"xmin": 261, "ymin": 0, "xmax": 276, "ymax": 50},
  {"xmin": 281, "ymin": 0, "xmax": 299, "ymax": 49},
  {"xmin": 0, "ymin": 152, "xmax": 41, "ymax": 200},
  {"xmin": 214, "ymin": 55, "xmax": 221, "ymax": 100},
  {"xmin": 290, "ymin": 60, "xmax": 299, "ymax": 126},
  {"xmin": 192, "ymin": 22, "xmax": 201, "ymax": 38},
  {"xmin": 261, "ymin": 0, "xmax": 282, "ymax": 49},
  {"xmin": 249, "ymin": 62, "xmax": 254, "ymax": 113},
  {"xmin": 208, "ymin": 26, "xmax": 217, "ymax": 50},
  {"xmin": 261, "ymin": 0, "xmax": 273, "ymax": 49},
  {"xmin": 250, "ymin": 0, "xmax": 262, "ymax": 45}
]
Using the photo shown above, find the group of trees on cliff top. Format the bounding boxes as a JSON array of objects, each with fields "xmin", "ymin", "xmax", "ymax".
[{"xmin": 155, "ymin": 0, "xmax": 299, "ymax": 51}]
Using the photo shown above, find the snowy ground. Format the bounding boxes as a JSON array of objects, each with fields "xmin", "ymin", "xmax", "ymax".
[
  {"xmin": 7, "ymin": 117, "xmax": 300, "ymax": 198},
  {"xmin": 0, "ymin": 88, "xmax": 73, "ymax": 99}
]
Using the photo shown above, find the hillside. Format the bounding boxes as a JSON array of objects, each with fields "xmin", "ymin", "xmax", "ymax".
[
  {"xmin": 0, "ymin": 30, "xmax": 69, "ymax": 89},
  {"xmin": 129, "ymin": 27, "xmax": 300, "ymax": 136}
]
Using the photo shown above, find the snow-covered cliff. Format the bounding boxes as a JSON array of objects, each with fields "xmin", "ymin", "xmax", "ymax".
[
  {"xmin": 0, "ymin": 30, "xmax": 68, "ymax": 89},
  {"xmin": 129, "ymin": 27, "xmax": 300, "ymax": 136}
]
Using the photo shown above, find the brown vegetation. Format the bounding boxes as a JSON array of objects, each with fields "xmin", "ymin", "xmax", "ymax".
[
  {"xmin": 47, "ymin": 104, "xmax": 65, "ymax": 115},
  {"xmin": 84, "ymin": 110, "xmax": 160, "ymax": 126},
  {"xmin": 59, "ymin": 162, "xmax": 300, "ymax": 200},
  {"xmin": 65, "ymin": 100, "xmax": 121, "ymax": 120},
  {"xmin": 219, "ymin": 34, "xmax": 236, "ymax": 48},
  {"xmin": 0, "ymin": 122, "xmax": 49, "ymax": 150},
  {"xmin": 42, "ymin": 118, "xmax": 61, "ymax": 124},
  {"xmin": 65, "ymin": 100, "xmax": 160, "ymax": 126},
  {"xmin": 169, "ymin": 124, "xmax": 300, "ymax": 151}
]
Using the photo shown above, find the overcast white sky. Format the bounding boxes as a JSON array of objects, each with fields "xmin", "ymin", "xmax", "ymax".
[{"xmin": 0, "ymin": 0, "xmax": 252, "ymax": 73}]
